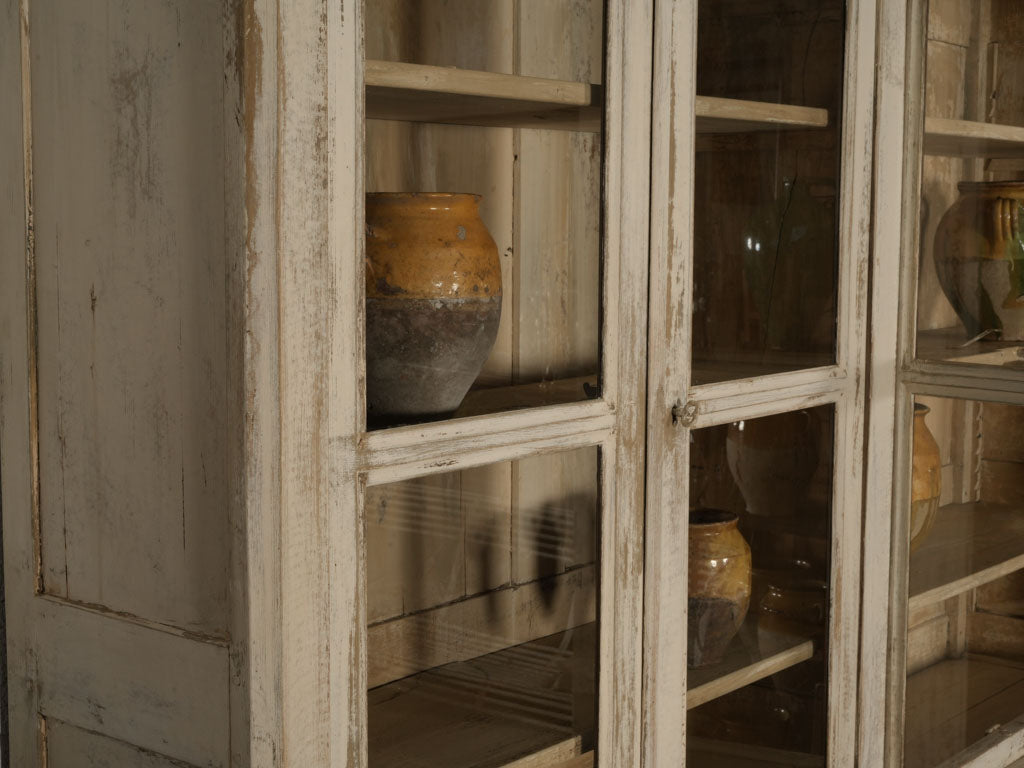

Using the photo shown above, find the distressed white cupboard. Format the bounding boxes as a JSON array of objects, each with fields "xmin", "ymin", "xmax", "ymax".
[
  {"xmin": 864, "ymin": 1, "xmax": 1024, "ymax": 767},
  {"xmin": 2, "ymin": 0, "xmax": 988, "ymax": 767}
]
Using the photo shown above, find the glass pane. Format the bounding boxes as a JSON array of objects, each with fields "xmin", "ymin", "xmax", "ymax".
[
  {"xmin": 363, "ymin": 1, "xmax": 604, "ymax": 428},
  {"xmin": 366, "ymin": 447, "xmax": 600, "ymax": 766},
  {"xmin": 904, "ymin": 398, "xmax": 1024, "ymax": 767},
  {"xmin": 692, "ymin": 0, "xmax": 845, "ymax": 385},
  {"xmin": 687, "ymin": 406, "xmax": 835, "ymax": 765},
  {"xmin": 915, "ymin": 1, "xmax": 1024, "ymax": 369}
]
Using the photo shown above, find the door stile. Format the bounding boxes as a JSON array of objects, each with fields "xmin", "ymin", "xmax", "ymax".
[
  {"xmin": 328, "ymin": 0, "xmax": 367, "ymax": 766},
  {"xmin": 643, "ymin": 0, "xmax": 698, "ymax": 764},
  {"xmin": 860, "ymin": 0, "xmax": 915, "ymax": 763},
  {"xmin": 597, "ymin": 0, "xmax": 654, "ymax": 764},
  {"xmin": 0, "ymin": 0, "xmax": 42, "ymax": 762},
  {"xmin": 644, "ymin": 0, "xmax": 877, "ymax": 764}
]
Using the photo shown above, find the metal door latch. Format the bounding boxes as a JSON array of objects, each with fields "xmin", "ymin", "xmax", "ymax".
[{"xmin": 671, "ymin": 401, "xmax": 698, "ymax": 427}]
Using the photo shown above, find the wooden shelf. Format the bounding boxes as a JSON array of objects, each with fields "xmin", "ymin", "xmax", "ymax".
[
  {"xmin": 688, "ymin": 617, "xmax": 815, "ymax": 710},
  {"xmin": 924, "ymin": 116, "xmax": 1024, "ymax": 158},
  {"xmin": 366, "ymin": 60, "xmax": 829, "ymax": 134},
  {"xmin": 917, "ymin": 327, "xmax": 1024, "ymax": 368},
  {"xmin": 688, "ymin": 738, "xmax": 824, "ymax": 767},
  {"xmin": 454, "ymin": 375, "xmax": 599, "ymax": 418},
  {"xmin": 909, "ymin": 502, "xmax": 1024, "ymax": 612},
  {"xmin": 695, "ymin": 96, "xmax": 828, "ymax": 133},
  {"xmin": 368, "ymin": 624, "xmax": 596, "ymax": 768},
  {"xmin": 368, "ymin": 614, "xmax": 814, "ymax": 764},
  {"xmin": 905, "ymin": 654, "xmax": 1024, "ymax": 768},
  {"xmin": 366, "ymin": 59, "xmax": 601, "ymax": 132}
]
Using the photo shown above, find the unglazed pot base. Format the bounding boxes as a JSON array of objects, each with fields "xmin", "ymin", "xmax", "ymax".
[{"xmin": 365, "ymin": 193, "xmax": 502, "ymax": 426}]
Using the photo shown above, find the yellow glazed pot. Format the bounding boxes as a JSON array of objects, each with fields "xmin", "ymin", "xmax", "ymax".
[
  {"xmin": 910, "ymin": 403, "xmax": 941, "ymax": 553},
  {"xmin": 934, "ymin": 181, "xmax": 1024, "ymax": 341},
  {"xmin": 689, "ymin": 508, "xmax": 752, "ymax": 668},
  {"xmin": 365, "ymin": 193, "xmax": 502, "ymax": 425}
]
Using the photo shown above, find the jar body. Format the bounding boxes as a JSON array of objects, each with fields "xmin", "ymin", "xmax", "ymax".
[
  {"xmin": 689, "ymin": 509, "xmax": 752, "ymax": 668},
  {"xmin": 365, "ymin": 193, "xmax": 502, "ymax": 425},
  {"xmin": 934, "ymin": 181, "xmax": 1024, "ymax": 341},
  {"xmin": 911, "ymin": 404, "xmax": 942, "ymax": 553}
]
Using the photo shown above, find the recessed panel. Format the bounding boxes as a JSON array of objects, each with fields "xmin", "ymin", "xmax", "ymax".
[{"xmin": 30, "ymin": 0, "xmax": 232, "ymax": 635}]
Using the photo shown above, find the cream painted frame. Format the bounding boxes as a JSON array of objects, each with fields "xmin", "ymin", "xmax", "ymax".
[
  {"xmin": 866, "ymin": 1, "xmax": 1024, "ymax": 767},
  {"xmin": 645, "ymin": 0, "xmax": 878, "ymax": 765},
  {"xmin": 241, "ymin": 0, "xmax": 655, "ymax": 765}
]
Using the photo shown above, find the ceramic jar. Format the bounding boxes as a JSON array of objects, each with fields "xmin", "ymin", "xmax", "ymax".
[
  {"xmin": 689, "ymin": 508, "xmax": 752, "ymax": 668},
  {"xmin": 934, "ymin": 181, "xmax": 1024, "ymax": 341},
  {"xmin": 910, "ymin": 403, "xmax": 941, "ymax": 553},
  {"xmin": 726, "ymin": 410, "xmax": 819, "ymax": 518},
  {"xmin": 365, "ymin": 193, "xmax": 502, "ymax": 426}
]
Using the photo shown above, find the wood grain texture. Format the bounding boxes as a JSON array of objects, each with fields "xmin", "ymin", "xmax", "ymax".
[
  {"xmin": 909, "ymin": 502, "xmax": 1024, "ymax": 610},
  {"xmin": 30, "ymin": 0, "xmax": 229, "ymax": 637},
  {"xmin": 686, "ymin": 619, "xmax": 814, "ymax": 710},
  {"xmin": 905, "ymin": 655, "xmax": 1024, "ymax": 768},
  {"xmin": 597, "ymin": 0, "xmax": 652, "ymax": 764},
  {"xmin": 1, "ymin": 0, "xmax": 44, "ymax": 762},
  {"xmin": 925, "ymin": 116, "xmax": 1024, "ymax": 157},
  {"xmin": 642, "ymin": 1, "xmax": 696, "ymax": 764},
  {"xmin": 44, "ymin": 718, "xmax": 203, "ymax": 768},
  {"xmin": 34, "ymin": 600, "xmax": 230, "ymax": 767}
]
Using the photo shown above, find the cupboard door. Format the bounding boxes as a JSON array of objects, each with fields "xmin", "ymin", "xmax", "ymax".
[
  {"xmin": 341, "ymin": 1, "xmax": 654, "ymax": 765},
  {"xmin": 645, "ymin": 0, "xmax": 876, "ymax": 764},
  {"xmin": 870, "ymin": 1, "xmax": 1024, "ymax": 765},
  {"xmin": 0, "ymin": 1, "xmax": 242, "ymax": 766}
]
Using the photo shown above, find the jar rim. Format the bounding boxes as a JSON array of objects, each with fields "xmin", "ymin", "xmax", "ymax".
[
  {"xmin": 367, "ymin": 192, "xmax": 482, "ymax": 202},
  {"xmin": 689, "ymin": 507, "xmax": 738, "ymax": 527}
]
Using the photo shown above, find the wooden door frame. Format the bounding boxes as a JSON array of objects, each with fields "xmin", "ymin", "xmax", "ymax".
[
  {"xmin": 866, "ymin": 1, "xmax": 1024, "ymax": 766},
  {"xmin": 644, "ymin": 0, "xmax": 878, "ymax": 764},
  {"xmin": 243, "ymin": 0, "xmax": 655, "ymax": 764}
]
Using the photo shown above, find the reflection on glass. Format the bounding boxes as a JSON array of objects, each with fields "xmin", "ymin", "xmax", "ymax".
[
  {"xmin": 687, "ymin": 406, "xmax": 834, "ymax": 763},
  {"xmin": 692, "ymin": 0, "xmax": 844, "ymax": 384},
  {"xmin": 366, "ymin": 447, "xmax": 600, "ymax": 766},
  {"xmin": 915, "ymin": 1, "xmax": 1024, "ymax": 369},
  {"xmin": 363, "ymin": 0, "xmax": 605, "ymax": 428},
  {"xmin": 904, "ymin": 398, "xmax": 1024, "ymax": 767}
]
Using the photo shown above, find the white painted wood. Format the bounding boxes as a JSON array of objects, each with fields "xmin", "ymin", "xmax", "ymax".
[
  {"xmin": 30, "ymin": 0, "xmax": 229, "ymax": 639},
  {"xmin": 33, "ymin": 600, "xmax": 229, "ymax": 766},
  {"xmin": 863, "ymin": 1, "xmax": 920, "ymax": 764},
  {"xmin": 1, "ymin": 0, "xmax": 44, "ymax": 761},
  {"xmin": 643, "ymin": 0, "xmax": 696, "ymax": 764},
  {"xmin": 44, "ymin": 718, "xmax": 204, "ymax": 768},
  {"xmin": 364, "ymin": 59, "xmax": 830, "ymax": 134},
  {"xmin": 594, "ymin": 1, "xmax": 653, "ymax": 764},
  {"xmin": 2, "ymin": 1, "xmax": 247, "ymax": 766},
  {"xmin": 924, "ymin": 116, "xmax": 1024, "ymax": 158},
  {"xmin": 644, "ymin": 0, "xmax": 876, "ymax": 765},
  {"xmin": 686, "ymin": 619, "xmax": 815, "ymax": 710},
  {"xmin": 908, "ymin": 502, "xmax": 1024, "ymax": 610},
  {"xmin": 694, "ymin": 95, "xmax": 828, "ymax": 132}
]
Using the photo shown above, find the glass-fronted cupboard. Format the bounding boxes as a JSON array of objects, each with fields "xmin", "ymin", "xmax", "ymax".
[{"xmin": 871, "ymin": 1, "xmax": 1024, "ymax": 766}]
